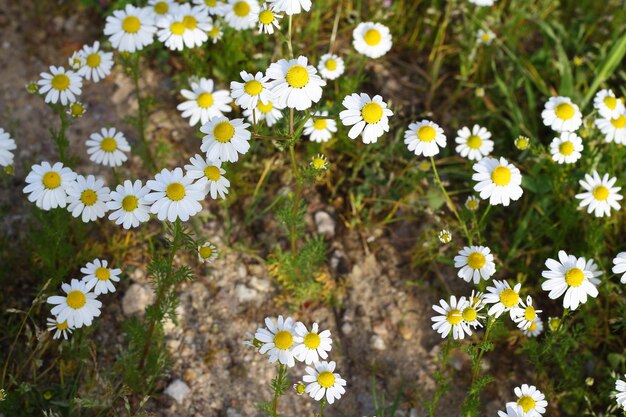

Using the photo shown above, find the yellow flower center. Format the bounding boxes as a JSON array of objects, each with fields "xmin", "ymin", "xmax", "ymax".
[
  {"xmin": 122, "ymin": 16, "xmax": 141, "ymax": 33},
  {"xmin": 555, "ymin": 102, "xmax": 575, "ymax": 120},
  {"xmin": 100, "ymin": 137, "xmax": 117, "ymax": 152},
  {"xmin": 559, "ymin": 141, "xmax": 574, "ymax": 156},
  {"xmin": 491, "ymin": 166, "xmax": 512, "ymax": 186},
  {"xmin": 481, "ymin": 33, "xmax": 491, "ymax": 42},
  {"xmin": 199, "ymin": 245, "xmax": 214, "ymax": 259},
  {"xmin": 259, "ymin": 9, "xmax": 274, "ymax": 24},
  {"xmin": 286, "ymin": 65, "xmax": 309, "ymax": 88},
  {"xmin": 462, "ymin": 307, "xmax": 477, "ymax": 322},
  {"xmin": 51, "ymin": 74, "xmax": 70, "ymax": 91},
  {"xmin": 312, "ymin": 157, "xmax": 326, "ymax": 169},
  {"xmin": 86, "ymin": 53, "xmax": 101, "ymax": 68},
  {"xmin": 325, "ymin": 59, "xmax": 337, "ymax": 71},
  {"xmin": 313, "ymin": 119, "xmax": 327, "ymax": 130},
  {"xmin": 56, "ymin": 321, "xmax": 69, "ymax": 330},
  {"xmin": 209, "ymin": 25, "xmax": 220, "ymax": 37},
  {"xmin": 565, "ymin": 267, "xmax": 585, "ymax": 287},
  {"xmin": 66, "ymin": 290, "xmax": 86, "ymax": 309},
  {"xmin": 95, "ymin": 267, "xmax": 110, "ymax": 281},
  {"xmin": 206, "ymin": 0, "xmax": 217, "ymax": 5},
  {"xmin": 303, "ymin": 332, "xmax": 321, "ymax": 349},
  {"xmin": 611, "ymin": 115, "xmax": 626, "ymax": 129},
  {"xmin": 361, "ymin": 102, "xmax": 383, "ymax": 124},
  {"xmin": 446, "ymin": 308, "xmax": 463, "ymax": 325},
  {"xmin": 183, "ymin": 15, "xmax": 197, "ymax": 30},
  {"xmin": 467, "ymin": 252, "xmax": 486, "ymax": 269},
  {"xmin": 317, "ymin": 371, "xmax": 335, "ymax": 388},
  {"xmin": 213, "ymin": 121, "xmax": 235, "ymax": 143},
  {"xmin": 122, "ymin": 195, "xmax": 138, "ymax": 211},
  {"xmin": 170, "ymin": 21, "xmax": 185, "ymax": 35},
  {"xmin": 204, "ymin": 165, "xmax": 221, "ymax": 181},
  {"xmin": 166, "ymin": 182, "xmax": 186, "ymax": 201},
  {"xmin": 364, "ymin": 28, "xmax": 382, "ymax": 46},
  {"xmin": 257, "ymin": 101, "xmax": 273, "ymax": 113},
  {"xmin": 154, "ymin": 1, "xmax": 169, "ymax": 14},
  {"xmin": 244, "ymin": 80, "xmax": 263, "ymax": 96},
  {"xmin": 197, "ymin": 92, "xmax": 214, "ymax": 108},
  {"xmin": 524, "ymin": 306, "xmax": 536, "ymax": 321},
  {"xmin": 273, "ymin": 330, "xmax": 294, "ymax": 350},
  {"xmin": 593, "ymin": 185, "xmax": 609, "ymax": 201},
  {"xmin": 417, "ymin": 125, "xmax": 436, "ymax": 142},
  {"xmin": 604, "ymin": 96, "xmax": 617, "ymax": 110},
  {"xmin": 467, "ymin": 135, "xmax": 482, "ymax": 149},
  {"xmin": 80, "ymin": 189, "xmax": 98, "ymax": 206},
  {"xmin": 528, "ymin": 321, "xmax": 538, "ymax": 331},
  {"xmin": 518, "ymin": 396, "xmax": 536, "ymax": 413},
  {"xmin": 234, "ymin": 1, "xmax": 251, "ymax": 16},
  {"xmin": 42, "ymin": 171, "xmax": 61, "ymax": 189},
  {"xmin": 499, "ymin": 288, "xmax": 519, "ymax": 308},
  {"xmin": 70, "ymin": 103, "xmax": 85, "ymax": 116}
]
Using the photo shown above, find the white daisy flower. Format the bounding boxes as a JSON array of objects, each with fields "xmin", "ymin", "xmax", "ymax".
[
  {"xmin": 243, "ymin": 98, "xmax": 285, "ymax": 127},
  {"xmin": 476, "ymin": 29, "xmax": 496, "ymax": 45},
  {"xmin": 541, "ymin": 96, "xmax": 582, "ymax": 133},
  {"xmin": 340, "ymin": 93, "xmax": 393, "ymax": 144},
  {"xmin": 75, "ymin": 41, "xmax": 114, "ymax": 83},
  {"xmin": 311, "ymin": 154, "xmax": 328, "ymax": 170},
  {"xmin": 465, "ymin": 195, "xmax": 480, "ymax": 211},
  {"xmin": 224, "ymin": 0, "xmax": 259, "ymax": 30},
  {"xmin": 318, "ymin": 54, "xmax": 345, "ymax": 80},
  {"xmin": 438, "ymin": 229, "xmax": 452, "ymax": 244},
  {"xmin": 616, "ymin": 375, "xmax": 626, "ymax": 409},
  {"xmin": 455, "ymin": 124, "xmax": 494, "ymax": 161},
  {"xmin": 483, "ymin": 280, "xmax": 521, "ymax": 318},
  {"xmin": 177, "ymin": 4, "xmax": 212, "ymax": 48},
  {"xmin": 522, "ymin": 317, "xmax": 543, "ymax": 337},
  {"xmin": 303, "ymin": 361, "xmax": 347, "ymax": 405},
  {"xmin": 103, "ymin": 4, "xmax": 156, "ymax": 53},
  {"xmin": 46, "ymin": 317, "xmax": 73, "ymax": 340},
  {"xmin": 107, "ymin": 179, "xmax": 151, "ymax": 229},
  {"xmin": 255, "ymin": 315, "xmax": 298, "ymax": 367},
  {"xmin": 177, "ymin": 77, "xmax": 233, "ymax": 126},
  {"xmin": 66, "ymin": 175, "xmax": 111, "ymax": 222},
  {"xmin": 292, "ymin": 322, "xmax": 332, "ymax": 364},
  {"xmin": 541, "ymin": 250, "xmax": 600, "ymax": 310},
  {"xmin": 506, "ymin": 384, "xmax": 548, "ymax": 417},
  {"xmin": 472, "ymin": 157, "xmax": 523, "ymax": 206},
  {"xmin": 431, "ymin": 295, "xmax": 471, "ymax": 340},
  {"xmin": 469, "ymin": 0, "xmax": 496, "ymax": 5},
  {"xmin": 498, "ymin": 405, "xmax": 522, "ymax": 417},
  {"xmin": 253, "ymin": 3, "xmax": 282, "ymax": 34},
  {"xmin": 156, "ymin": 14, "xmax": 189, "ymax": 51},
  {"xmin": 612, "ymin": 252, "xmax": 626, "ymax": 284},
  {"xmin": 404, "ymin": 120, "xmax": 446, "ymax": 157},
  {"xmin": 145, "ymin": 167, "xmax": 206, "ymax": 222},
  {"xmin": 303, "ymin": 111, "xmax": 337, "ymax": 143},
  {"xmin": 198, "ymin": 242, "xmax": 218, "ymax": 263},
  {"xmin": 207, "ymin": 22, "xmax": 224, "ymax": 42},
  {"xmin": 453, "ymin": 245, "xmax": 496, "ymax": 284},
  {"xmin": 0, "ymin": 128, "xmax": 16, "ymax": 167},
  {"xmin": 575, "ymin": 170, "xmax": 622, "ymax": 217},
  {"xmin": 37, "ymin": 66, "xmax": 82, "ymax": 105},
  {"xmin": 67, "ymin": 101, "xmax": 87, "ymax": 118},
  {"xmin": 595, "ymin": 112, "xmax": 626, "ymax": 144},
  {"xmin": 459, "ymin": 291, "xmax": 485, "ymax": 330},
  {"xmin": 352, "ymin": 22, "xmax": 392, "ymax": 59},
  {"xmin": 511, "ymin": 295, "xmax": 542, "ymax": 330},
  {"xmin": 230, "ymin": 71, "xmax": 272, "ymax": 110},
  {"xmin": 593, "ymin": 89, "xmax": 625, "ymax": 119},
  {"xmin": 86, "ymin": 127, "xmax": 131, "ymax": 167},
  {"xmin": 23, "ymin": 161, "xmax": 77, "ymax": 210},
  {"xmin": 81, "ymin": 259, "xmax": 122, "ymax": 295},
  {"xmin": 47, "ymin": 279, "xmax": 102, "ymax": 328},
  {"xmin": 549, "ymin": 132, "xmax": 583, "ymax": 164},
  {"xmin": 200, "ymin": 116, "xmax": 251, "ymax": 162},
  {"xmin": 267, "ymin": 56, "xmax": 326, "ymax": 111},
  {"xmin": 68, "ymin": 51, "xmax": 85, "ymax": 70},
  {"xmin": 147, "ymin": 0, "xmax": 179, "ymax": 17},
  {"xmin": 184, "ymin": 154, "xmax": 230, "ymax": 199},
  {"xmin": 193, "ymin": 0, "xmax": 226, "ymax": 15},
  {"xmin": 266, "ymin": 0, "xmax": 311, "ymax": 15}
]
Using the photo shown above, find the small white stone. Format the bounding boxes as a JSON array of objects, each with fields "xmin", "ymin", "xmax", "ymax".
[
  {"xmin": 164, "ymin": 379, "xmax": 190, "ymax": 404},
  {"xmin": 371, "ymin": 334, "xmax": 386, "ymax": 351},
  {"xmin": 235, "ymin": 284, "xmax": 259, "ymax": 303},
  {"xmin": 315, "ymin": 211, "xmax": 335, "ymax": 238},
  {"xmin": 122, "ymin": 284, "xmax": 155, "ymax": 316}
]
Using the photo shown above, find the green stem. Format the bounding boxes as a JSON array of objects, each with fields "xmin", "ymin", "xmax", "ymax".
[
  {"xmin": 319, "ymin": 399, "xmax": 326, "ymax": 417},
  {"xmin": 288, "ymin": 109, "xmax": 302, "ymax": 253},
  {"xmin": 287, "ymin": 15, "xmax": 294, "ymax": 59},
  {"xmin": 129, "ymin": 53, "xmax": 156, "ymax": 172},
  {"xmin": 471, "ymin": 315, "xmax": 495, "ymax": 381},
  {"xmin": 52, "ymin": 105, "xmax": 71, "ymax": 166},
  {"xmin": 428, "ymin": 337, "xmax": 453, "ymax": 417},
  {"xmin": 272, "ymin": 364, "xmax": 288, "ymax": 416}
]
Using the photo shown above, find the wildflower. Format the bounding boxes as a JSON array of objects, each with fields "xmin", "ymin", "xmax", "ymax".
[
  {"xmin": 23, "ymin": 161, "xmax": 77, "ymax": 210},
  {"xmin": 541, "ymin": 96, "xmax": 582, "ymax": 132},
  {"xmin": 352, "ymin": 22, "xmax": 392, "ymax": 59},
  {"xmin": 253, "ymin": 3, "xmax": 282, "ymax": 34},
  {"xmin": 616, "ymin": 376, "xmax": 626, "ymax": 409},
  {"xmin": 575, "ymin": 170, "xmax": 622, "ymax": 217},
  {"xmin": 200, "ymin": 117, "xmax": 251, "ymax": 163},
  {"xmin": 302, "ymin": 361, "xmax": 347, "ymax": 404},
  {"xmin": 541, "ymin": 250, "xmax": 600, "ymax": 310},
  {"xmin": 75, "ymin": 41, "xmax": 114, "ymax": 82},
  {"xmin": 193, "ymin": 0, "xmax": 225, "ymax": 15},
  {"xmin": 514, "ymin": 136, "xmax": 530, "ymax": 150},
  {"xmin": 472, "ymin": 157, "xmax": 523, "ymax": 206},
  {"xmin": 511, "ymin": 296, "xmax": 542, "ymax": 330},
  {"xmin": 460, "ymin": 291, "xmax": 485, "ymax": 330},
  {"xmin": 311, "ymin": 154, "xmax": 329, "ymax": 170},
  {"xmin": 549, "ymin": 132, "xmax": 583, "ymax": 164},
  {"xmin": 612, "ymin": 252, "xmax": 626, "ymax": 284},
  {"xmin": 340, "ymin": 93, "xmax": 393, "ymax": 144},
  {"xmin": 145, "ymin": 167, "xmax": 207, "ymax": 222},
  {"xmin": 107, "ymin": 180, "xmax": 151, "ymax": 229},
  {"xmin": 47, "ymin": 279, "xmax": 102, "ymax": 328},
  {"xmin": 25, "ymin": 81, "xmax": 39, "ymax": 94},
  {"xmin": 147, "ymin": 0, "xmax": 179, "ymax": 17},
  {"xmin": 255, "ymin": 315, "xmax": 298, "ymax": 367},
  {"xmin": 318, "ymin": 54, "xmax": 345, "ymax": 80},
  {"xmin": 46, "ymin": 317, "xmax": 73, "ymax": 340},
  {"xmin": 522, "ymin": 317, "xmax": 543, "ymax": 337},
  {"xmin": 185, "ymin": 154, "xmax": 230, "ymax": 199},
  {"xmin": 86, "ymin": 127, "xmax": 131, "ymax": 167},
  {"xmin": 469, "ymin": 0, "xmax": 497, "ymax": 5},
  {"xmin": 266, "ymin": 0, "xmax": 311, "ymax": 15},
  {"xmin": 593, "ymin": 89, "xmax": 625, "ymax": 119},
  {"xmin": 67, "ymin": 101, "xmax": 87, "ymax": 118},
  {"xmin": 476, "ymin": 29, "xmax": 496, "ymax": 45},
  {"xmin": 224, "ymin": 0, "xmax": 260, "ymax": 30},
  {"xmin": 68, "ymin": 51, "xmax": 84, "ymax": 70},
  {"xmin": 304, "ymin": 111, "xmax": 337, "ymax": 143},
  {"xmin": 454, "ymin": 245, "xmax": 496, "ymax": 284},
  {"xmin": 198, "ymin": 242, "xmax": 218, "ymax": 263},
  {"xmin": 37, "ymin": 66, "xmax": 82, "ymax": 105},
  {"xmin": 438, "ymin": 229, "xmax": 452, "ymax": 243},
  {"xmin": 207, "ymin": 22, "xmax": 223, "ymax": 42},
  {"xmin": 80, "ymin": 259, "xmax": 122, "ymax": 295},
  {"xmin": 506, "ymin": 384, "xmax": 548, "ymax": 417},
  {"xmin": 404, "ymin": 120, "xmax": 446, "ymax": 157},
  {"xmin": 465, "ymin": 196, "xmax": 480, "ymax": 211},
  {"xmin": 267, "ymin": 56, "xmax": 326, "ymax": 110},
  {"xmin": 103, "ymin": 4, "xmax": 156, "ymax": 53},
  {"xmin": 595, "ymin": 112, "xmax": 626, "ymax": 144},
  {"xmin": 455, "ymin": 124, "xmax": 494, "ymax": 161},
  {"xmin": 0, "ymin": 128, "xmax": 16, "ymax": 168},
  {"xmin": 230, "ymin": 71, "xmax": 272, "ymax": 110},
  {"xmin": 177, "ymin": 4, "xmax": 213, "ymax": 48},
  {"xmin": 432, "ymin": 295, "xmax": 471, "ymax": 339},
  {"xmin": 294, "ymin": 381, "xmax": 306, "ymax": 395},
  {"xmin": 418, "ymin": 160, "xmax": 431, "ymax": 171},
  {"xmin": 243, "ymin": 98, "xmax": 284, "ymax": 127},
  {"xmin": 66, "ymin": 175, "xmax": 111, "ymax": 222},
  {"xmin": 484, "ymin": 280, "xmax": 522, "ymax": 318},
  {"xmin": 177, "ymin": 77, "xmax": 233, "ymax": 126}
]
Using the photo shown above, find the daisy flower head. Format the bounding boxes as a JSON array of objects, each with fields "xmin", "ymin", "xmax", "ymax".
[
  {"xmin": 547, "ymin": 316, "xmax": 561, "ymax": 332},
  {"xmin": 156, "ymin": 14, "xmax": 190, "ymax": 51},
  {"xmin": 593, "ymin": 89, "xmax": 625, "ymax": 119},
  {"xmin": 455, "ymin": 124, "xmax": 493, "ymax": 161},
  {"xmin": 460, "ymin": 290, "xmax": 486, "ymax": 330},
  {"xmin": 469, "ymin": 0, "xmax": 497, "ymax": 5},
  {"xmin": 454, "ymin": 245, "xmax": 496, "ymax": 284},
  {"xmin": 511, "ymin": 295, "xmax": 542, "ymax": 330},
  {"xmin": 243, "ymin": 98, "xmax": 285, "ymax": 127},
  {"xmin": 66, "ymin": 175, "xmax": 111, "ymax": 222},
  {"xmin": 438, "ymin": 229, "xmax": 452, "ymax": 244},
  {"xmin": 145, "ymin": 167, "xmax": 206, "ymax": 222},
  {"xmin": 255, "ymin": 315, "xmax": 298, "ymax": 367},
  {"xmin": 177, "ymin": 77, "xmax": 233, "ymax": 126},
  {"xmin": 81, "ymin": 259, "xmax": 122, "ymax": 295},
  {"xmin": 483, "ymin": 280, "xmax": 521, "ymax": 318},
  {"xmin": 311, "ymin": 154, "xmax": 329, "ymax": 170},
  {"xmin": 304, "ymin": 111, "xmax": 337, "ymax": 143},
  {"xmin": 37, "ymin": 66, "xmax": 82, "ymax": 105},
  {"xmin": 541, "ymin": 96, "xmax": 582, "ymax": 132},
  {"xmin": 47, "ymin": 317, "xmax": 73, "ymax": 340},
  {"xmin": 465, "ymin": 195, "xmax": 480, "ymax": 211},
  {"xmin": 432, "ymin": 295, "xmax": 471, "ymax": 339},
  {"xmin": 198, "ymin": 242, "xmax": 218, "ymax": 263},
  {"xmin": 86, "ymin": 127, "xmax": 131, "ymax": 167},
  {"xmin": 147, "ymin": 0, "xmax": 179, "ymax": 17},
  {"xmin": 266, "ymin": 0, "xmax": 311, "ymax": 15},
  {"xmin": 541, "ymin": 250, "xmax": 599, "ymax": 310},
  {"xmin": 23, "ymin": 161, "xmax": 77, "ymax": 210},
  {"xmin": 292, "ymin": 322, "xmax": 332, "ymax": 364},
  {"xmin": 472, "ymin": 157, "xmax": 523, "ymax": 206},
  {"xmin": 207, "ymin": 21, "xmax": 224, "ymax": 42},
  {"xmin": 506, "ymin": 385, "xmax": 548, "ymax": 417},
  {"xmin": 184, "ymin": 154, "xmax": 230, "ymax": 199},
  {"xmin": 253, "ymin": 3, "xmax": 282, "ymax": 34},
  {"xmin": 340, "ymin": 93, "xmax": 393, "ymax": 144},
  {"xmin": 200, "ymin": 116, "xmax": 251, "ymax": 162},
  {"xmin": 522, "ymin": 317, "xmax": 543, "ymax": 337},
  {"xmin": 352, "ymin": 22, "xmax": 392, "ymax": 59},
  {"xmin": 76, "ymin": 41, "xmax": 114, "ymax": 82},
  {"xmin": 303, "ymin": 361, "xmax": 346, "ymax": 404},
  {"xmin": 177, "ymin": 4, "xmax": 212, "ymax": 48},
  {"xmin": 67, "ymin": 101, "xmax": 87, "ymax": 118},
  {"xmin": 267, "ymin": 56, "xmax": 326, "ymax": 111},
  {"xmin": 404, "ymin": 120, "xmax": 446, "ymax": 157},
  {"xmin": 47, "ymin": 279, "xmax": 102, "ymax": 328},
  {"xmin": 107, "ymin": 179, "xmax": 151, "ymax": 229},
  {"xmin": 595, "ymin": 112, "xmax": 626, "ymax": 144},
  {"xmin": 612, "ymin": 252, "xmax": 626, "ymax": 284},
  {"xmin": 193, "ymin": 0, "xmax": 225, "ymax": 15},
  {"xmin": 318, "ymin": 54, "xmax": 345, "ymax": 80},
  {"xmin": 616, "ymin": 376, "xmax": 626, "ymax": 409},
  {"xmin": 514, "ymin": 135, "xmax": 530, "ymax": 150},
  {"xmin": 0, "ymin": 128, "xmax": 16, "ymax": 168},
  {"xmin": 230, "ymin": 71, "xmax": 272, "ymax": 110},
  {"xmin": 103, "ymin": 4, "xmax": 156, "ymax": 53},
  {"xmin": 549, "ymin": 132, "xmax": 583, "ymax": 164},
  {"xmin": 224, "ymin": 0, "xmax": 260, "ymax": 30},
  {"xmin": 476, "ymin": 29, "xmax": 496, "ymax": 45},
  {"xmin": 575, "ymin": 170, "xmax": 622, "ymax": 217},
  {"xmin": 68, "ymin": 51, "xmax": 85, "ymax": 71}
]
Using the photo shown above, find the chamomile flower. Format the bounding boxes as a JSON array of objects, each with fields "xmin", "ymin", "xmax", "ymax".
[
  {"xmin": 432, "ymin": 296, "xmax": 470, "ymax": 339},
  {"xmin": 616, "ymin": 376, "xmax": 626, "ymax": 409},
  {"xmin": 156, "ymin": 14, "xmax": 190, "ymax": 51},
  {"xmin": 575, "ymin": 170, "xmax": 622, "ymax": 217},
  {"xmin": 0, "ymin": 128, "xmax": 16, "ymax": 168},
  {"xmin": 255, "ymin": 315, "xmax": 298, "ymax": 367},
  {"xmin": 404, "ymin": 120, "xmax": 446, "ymax": 157},
  {"xmin": 198, "ymin": 242, "xmax": 218, "ymax": 263},
  {"xmin": 76, "ymin": 41, "xmax": 114, "ymax": 82},
  {"xmin": 522, "ymin": 317, "xmax": 543, "ymax": 337},
  {"xmin": 194, "ymin": 0, "xmax": 225, "ymax": 15},
  {"xmin": 66, "ymin": 175, "xmax": 111, "ymax": 222},
  {"xmin": 352, "ymin": 22, "xmax": 392, "ymax": 59},
  {"xmin": 595, "ymin": 112, "xmax": 626, "ymax": 144},
  {"xmin": 460, "ymin": 291, "xmax": 485, "ymax": 330},
  {"xmin": 103, "ymin": 5, "xmax": 156, "ymax": 53},
  {"xmin": 230, "ymin": 71, "xmax": 272, "ymax": 110},
  {"xmin": 311, "ymin": 154, "xmax": 328, "ymax": 170},
  {"xmin": 318, "ymin": 54, "xmax": 345, "ymax": 80},
  {"xmin": 304, "ymin": 111, "xmax": 337, "ymax": 143},
  {"xmin": 472, "ymin": 157, "xmax": 523, "ymax": 206},
  {"xmin": 292, "ymin": 322, "xmax": 332, "ymax": 364},
  {"xmin": 506, "ymin": 385, "xmax": 548, "ymax": 417},
  {"xmin": 541, "ymin": 96, "xmax": 582, "ymax": 132},
  {"xmin": 340, "ymin": 93, "xmax": 393, "ymax": 144},
  {"xmin": 106, "ymin": 180, "xmax": 151, "ymax": 229},
  {"xmin": 303, "ymin": 361, "xmax": 346, "ymax": 405},
  {"xmin": 549, "ymin": 132, "xmax": 583, "ymax": 164},
  {"xmin": 177, "ymin": 4, "xmax": 213, "ymax": 47},
  {"xmin": 267, "ymin": 0, "xmax": 311, "ymax": 15},
  {"xmin": 224, "ymin": 0, "xmax": 259, "ymax": 30},
  {"xmin": 267, "ymin": 56, "xmax": 326, "ymax": 111},
  {"xmin": 455, "ymin": 124, "xmax": 494, "ymax": 161},
  {"xmin": 514, "ymin": 136, "xmax": 530, "ymax": 150},
  {"xmin": 476, "ymin": 29, "xmax": 496, "ymax": 45},
  {"xmin": 438, "ymin": 229, "xmax": 452, "ymax": 244},
  {"xmin": 469, "ymin": 0, "xmax": 497, "ymax": 5},
  {"xmin": 177, "ymin": 77, "xmax": 232, "ymax": 126},
  {"xmin": 147, "ymin": 0, "xmax": 179, "ymax": 17},
  {"xmin": 593, "ymin": 89, "xmax": 625, "ymax": 119},
  {"xmin": 145, "ymin": 168, "xmax": 206, "ymax": 222},
  {"xmin": 184, "ymin": 154, "xmax": 230, "ymax": 199},
  {"xmin": 86, "ymin": 127, "xmax": 131, "ymax": 167},
  {"xmin": 484, "ymin": 280, "xmax": 521, "ymax": 318},
  {"xmin": 47, "ymin": 279, "xmax": 102, "ymax": 328},
  {"xmin": 46, "ymin": 317, "xmax": 73, "ymax": 340},
  {"xmin": 200, "ymin": 117, "xmax": 251, "ymax": 162},
  {"xmin": 253, "ymin": 3, "xmax": 282, "ymax": 34},
  {"xmin": 243, "ymin": 98, "xmax": 284, "ymax": 126},
  {"xmin": 67, "ymin": 101, "xmax": 87, "ymax": 118},
  {"xmin": 612, "ymin": 252, "xmax": 626, "ymax": 284},
  {"xmin": 207, "ymin": 22, "xmax": 223, "ymax": 42},
  {"xmin": 23, "ymin": 161, "xmax": 77, "ymax": 210},
  {"xmin": 547, "ymin": 316, "xmax": 561, "ymax": 332},
  {"xmin": 465, "ymin": 195, "xmax": 480, "ymax": 211},
  {"xmin": 454, "ymin": 245, "xmax": 496, "ymax": 284},
  {"xmin": 37, "ymin": 66, "xmax": 82, "ymax": 105},
  {"xmin": 81, "ymin": 259, "xmax": 122, "ymax": 295},
  {"xmin": 541, "ymin": 251, "xmax": 600, "ymax": 310},
  {"xmin": 68, "ymin": 51, "xmax": 84, "ymax": 70},
  {"xmin": 511, "ymin": 295, "xmax": 542, "ymax": 330}
]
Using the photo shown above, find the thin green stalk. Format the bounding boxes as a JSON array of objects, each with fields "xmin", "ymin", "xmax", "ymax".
[
  {"xmin": 428, "ymin": 337, "xmax": 453, "ymax": 417},
  {"xmin": 287, "ymin": 15, "xmax": 294, "ymax": 59},
  {"xmin": 471, "ymin": 315, "xmax": 495, "ymax": 381},
  {"xmin": 272, "ymin": 364, "xmax": 288, "ymax": 415},
  {"xmin": 129, "ymin": 53, "xmax": 156, "ymax": 172},
  {"xmin": 52, "ymin": 105, "xmax": 71, "ymax": 166},
  {"xmin": 319, "ymin": 399, "xmax": 326, "ymax": 417},
  {"xmin": 288, "ymin": 109, "xmax": 302, "ymax": 253}
]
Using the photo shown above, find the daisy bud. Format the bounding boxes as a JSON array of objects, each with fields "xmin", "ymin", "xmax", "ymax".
[
  {"xmin": 418, "ymin": 160, "xmax": 431, "ymax": 172},
  {"xmin": 585, "ymin": 377, "xmax": 594, "ymax": 386},
  {"xmin": 294, "ymin": 382, "xmax": 306, "ymax": 395},
  {"xmin": 438, "ymin": 229, "xmax": 452, "ymax": 244},
  {"xmin": 514, "ymin": 136, "xmax": 530, "ymax": 150},
  {"xmin": 43, "ymin": 390, "xmax": 53, "ymax": 400},
  {"xmin": 67, "ymin": 102, "xmax": 87, "ymax": 118},
  {"xmin": 25, "ymin": 81, "xmax": 39, "ymax": 94},
  {"xmin": 311, "ymin": 154, "xmax": 328, "ymax": 171},
  {"xmin": 0, "ymin": 389, "xmax": 6, "ymax": 401},
  {"xmin": 4, "ymin": 165, "xmax": 14, "ymax": 175},
  {"xmin": 475, "ymin": 87, "xmax": 485, "ymax": 97}
]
